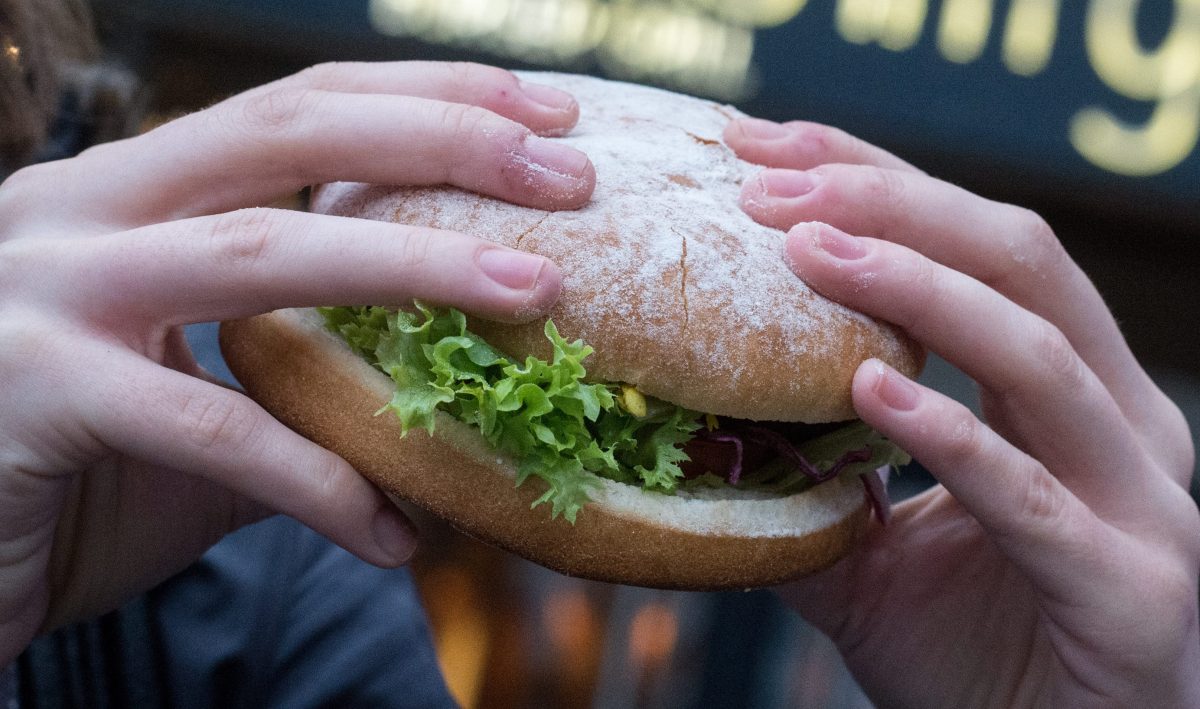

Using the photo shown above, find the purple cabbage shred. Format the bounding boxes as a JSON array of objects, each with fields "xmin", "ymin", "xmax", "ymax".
[{"xmin": 860, "ymin": 468, "xmax": 892, "ymax": 524}]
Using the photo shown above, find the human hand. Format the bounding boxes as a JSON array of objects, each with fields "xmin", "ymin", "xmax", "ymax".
[
  {"xmin": 726, "ymin": 118, "xmax": 1199, "ymax": 707},
  {"xmin": 0, "ymin": 62, "xmax": 595, "ymax": 664}
]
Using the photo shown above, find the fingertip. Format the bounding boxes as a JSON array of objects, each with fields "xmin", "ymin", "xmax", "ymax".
[
  {"xmin": 477, "ymin": 247, "xmax": 549, "ymax": 291},
  {"xmin": 518, "ymin": 80, "xmax": 580, "ymax": 136},
  {"xmin": 512, "ymin": 256, "xmax": 563, "ymax": 323},
  {"xmin": 508, "ymin": 136, "xmax": 595, "ymax": 209},
  {"xmin": 561, "ymin": 156, "xmax": 597, "ymax": 208},
  {"xmin": 783, "ymin": 222, "xmax": 824, "ymax": 273},
  {"xmin": 371, "ymin": 504, "xmax": 419, "ymax": 567},
  {"xmin": 473, "ymin": 247, "xmax": 562, "ymax": 323},
  {"xmin": 738, "ymin": 171, "xmax": 766, "ymax": 206},
  {"xmin": 739, "ymin": 169, "xmax": 822, "ymax": 232},
  {"xmin": 853, "ymin": 358, "xmax": 921, "ymax": 419},
  {"xmin": 724, "ymin": 117, "xmax": 789, "ymax": 147},
  {"xmin": 738, "ymin": 172, "xmax": 782, "ymax": 228}
]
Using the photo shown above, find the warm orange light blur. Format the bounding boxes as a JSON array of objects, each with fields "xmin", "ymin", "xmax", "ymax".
[
  {"xmin": 544, "ymin": 588, "xmax": 601, "ymax": 657},
  {"xmin": 628, "ymin": 602, "xmax": 679, "ymax": 670},
  {"xmin": 543, "ymin": 587, "xmax": 605, "ymax": 688},
  {"xmin": 420, "ymin": 565, "xmax": 491, "ymax": 708},
  {"xmin": 3, "ymin": 38, "xmax": 20, "ymax": 65}
]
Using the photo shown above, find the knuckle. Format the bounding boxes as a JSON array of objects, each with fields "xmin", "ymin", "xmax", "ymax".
[
  {"xmin": 392, "ymin": 226, "xmax": 435, "ymax": 272},
  {"xmin": 1015, "ymin": 207, "xmax": 1059, "ymax": 257},
  {"xmin": 1029, "ymin": 319, "xmax": 1085, "ymax": 389},
  {"xmin": 940, "ymin": 403, "xmax": 989, "ymax": 469},
  {"xmin": 207, "ymin": 208, "xmax": 280, "ymax": 273},
  {"xmin": 311, "ymin": 450, "xmax": 349, "ymax": 501},
  {"xmin": 788, "ymin": 123, "xmax": 850, "ymax": 162},
  {"xmin": 864, "ymin": 166, "xmax": 909, "ymax": 216},
  {"xmin": 179, "ymin": 392, "xmax": 260, "ymax": 454},
  {"xmin": 1142, "ymin": 391, "xmax": 1197, "ymax": 478},
  {"xmin": 236, "ymin": 86, "xmax": 318, "ymax": 136},
  {"xmin": 1011, "ymin": 463, "xmax": 1068, "ymax": 527},
  {"xmin": 895, "ymin": 253, "xmax": 946, "ymax": 334},
  {"xmin": 436, "ymin": 101, "xmax": 493, "ymax": 141},
  {"xmin": 987, "ymin": 206, "xmax": 1066, "ymax": 289},
  {"xmin": 1117, "ymin": 552, "xmax": 1200, "ymax": 670}
]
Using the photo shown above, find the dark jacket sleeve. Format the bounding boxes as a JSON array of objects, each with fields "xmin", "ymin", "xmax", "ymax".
[
  {"xmin": 18, "ymin": 517, "xmax": 455, "ymax": 709},
  {"xmin": 149, "ymin": 515, "xmax": 457, "ymax": 709}
]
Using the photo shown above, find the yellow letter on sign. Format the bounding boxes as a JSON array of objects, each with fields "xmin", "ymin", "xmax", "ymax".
[
  {"xmin": 1072, "ymin": 0, "xmax": 1200, "ymax": 176},
  {"xmin": 836, "ymin": 0, "xmax": 930, "ymax": 52}
]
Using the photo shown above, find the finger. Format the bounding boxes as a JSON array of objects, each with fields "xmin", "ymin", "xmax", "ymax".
[
  {"xmin": 850, "ymin": 359, "xmax": 1118, "ymax": 606},
  {"xmin": 54, "ymin": 209, "xmax": 562, "ymax": 326},
  {"xmin": 81, "ymin": 353, "xmax": 419, "ymax": 568},
  {"xmin": 724, "ymin": 118, "xmax": 919, "ymax": 173},
  {"xmin": 17, "ymin": 90, "xmax": 593, "ymax": 233},
  {"xmin": 752, "ymin": 166, "xmax": 1174, "ymax": 458},
  {"xmin": 273, "ymin": 61, "xmax": 579, "ymax": 137},
  {"xmin": 786, "ymin": 222, "xmax": 1152, "ymax": 506}
]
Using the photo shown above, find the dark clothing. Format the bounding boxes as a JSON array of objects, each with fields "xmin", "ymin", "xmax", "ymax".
[{"xmin": 16, "ymin": 517, "xmax": 455, "ymax": 709}]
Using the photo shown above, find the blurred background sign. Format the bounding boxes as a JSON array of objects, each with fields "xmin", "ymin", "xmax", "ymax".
[
  {"xmin": 365, "ymin": 0, "xmax": 1200, "ymax": 193},
  {"xmin": 96, "ymin": 0, "xmax": 1200, "ymax": 214}
]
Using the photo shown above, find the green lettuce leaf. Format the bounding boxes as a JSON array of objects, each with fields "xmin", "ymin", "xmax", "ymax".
[{"xmin": 319, "ymin": 304, "xmax": 699, "ymax": 522}]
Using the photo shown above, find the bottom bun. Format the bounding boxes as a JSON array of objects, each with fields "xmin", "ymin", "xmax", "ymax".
[{"xmin": 219, "ymin": 308, "xmax": 870, "ymax": 590}]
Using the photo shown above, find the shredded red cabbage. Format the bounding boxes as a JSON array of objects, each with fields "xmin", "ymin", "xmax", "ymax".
[
  {"xmin": 685, "ymin": 432, "xmax": 747, "ymax": 483},
  {"xmin": 682, "ymin": 420, "xmax": 872, "ymax": 486},
  {"xmin": 860, "ymin": 468, "xmax": 892, "ymax": 524}
]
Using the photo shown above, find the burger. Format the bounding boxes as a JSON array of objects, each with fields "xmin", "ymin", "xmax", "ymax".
[{"xmin": 219, "ymin": 73, "xmax": 923, "ymax": 590}]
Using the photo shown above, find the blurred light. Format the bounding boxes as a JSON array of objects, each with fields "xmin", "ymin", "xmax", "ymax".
[
  {"xmin": 685, "ymin": 0, "xmax": 810, "ymax": 28},
  {"xmin": 1002, "ymin": 0, "xmax": 1059, "ymax": 76},
  {"xmin": 2, "ymin": 37, "xmax": 19, "ymax": 65},
  {"xmin": 543, "ymin": 588, "xmax": 604, "ymax": 687},
  {"xmin": 628, "ymin": 602, "xmax": 678, "ymax": 670},
  {"xmin": 937, "ymin": 0, "xmax": 993, "ymax": 64},
  {"xmin": 420, "ymin": 565, "xmax": 491, "ymax": 708},
  {"xmin": 368, "ymin": 0, "xmax": 753, "ymax": 99},
  {"xmin": 835, "ymin": 0, "xmax": 928, "ymax": 52}
]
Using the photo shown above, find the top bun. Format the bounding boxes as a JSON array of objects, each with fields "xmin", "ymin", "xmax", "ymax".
[{"xmin": 312, "ymin": 72, "xmax": 922, "ymax": 422}]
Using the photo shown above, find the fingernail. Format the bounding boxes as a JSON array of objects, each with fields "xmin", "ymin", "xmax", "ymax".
[
  {"xmin": 479, "ymin": 248, "xmax": 548, "ymax": 291},
  {"xmin": 519, "ymin": 135, "xmax": 591, "ymax": 180},
  {"xmin": 520, "ymin": 80, "xmax": 576, "ymax": 112},
  {"xmin": 810, "ymin": 224, "xmax": 866, "ymax": 260},
  {"xmin": 873, "ymin": 361, "xmax": 919, "ymax": 411},
  {"xmin": 736, "ymin": 117, "xmax": 789, "ymax": 140},
  {"xmin": 373, "ymin": 507, "xmax": 417, "ymax": 564},
  {"xmin": 760, "ymin": 169, "xmax": 817, "ymax": 199}
]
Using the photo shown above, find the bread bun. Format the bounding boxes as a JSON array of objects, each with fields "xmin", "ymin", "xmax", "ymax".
[
  {"xmin": 311, "ymin": 72, "xmax": 922, "ymax": 423},
  {"xmin": 222, "ymin": 73, "xmax": 919, "ymax": 589},
  {"xmin": 220, "ymin": 308, "xmax": 869, "ymax": 590}
]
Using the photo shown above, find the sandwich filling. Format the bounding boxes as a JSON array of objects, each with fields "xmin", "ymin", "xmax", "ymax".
[{"xmin": 321, "ymin": 304, "xmax": 907, "ymax": 523}]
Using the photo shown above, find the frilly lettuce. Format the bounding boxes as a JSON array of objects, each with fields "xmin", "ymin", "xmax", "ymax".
[{"xmin": 319, "ymin": 304, "xmax": 700, "ymax": 522}]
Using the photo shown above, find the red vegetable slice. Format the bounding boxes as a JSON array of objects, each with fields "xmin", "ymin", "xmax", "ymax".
[{"xmin": 861, "ymin": 468, "xmax": 892, "ymax": 524}]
